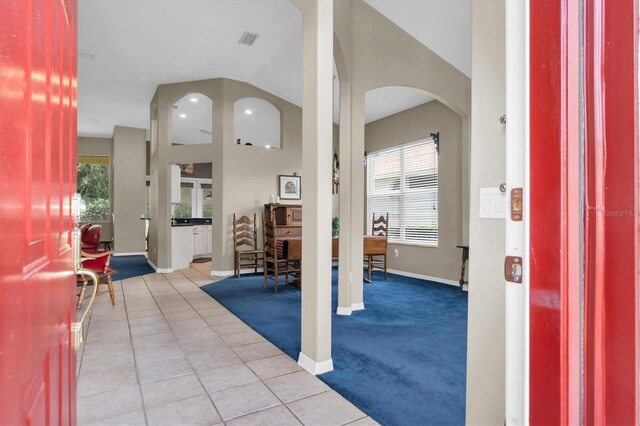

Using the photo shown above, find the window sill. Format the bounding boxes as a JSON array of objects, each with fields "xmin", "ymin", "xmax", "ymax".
[{"xmin": 387, "ymin": 241, "xmax": 438, "ymax": 249}]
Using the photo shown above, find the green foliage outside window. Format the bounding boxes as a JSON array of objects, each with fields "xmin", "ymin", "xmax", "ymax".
[{"xmin": 77, "ymin": 163, "xmax": 110, "ymax": 222}]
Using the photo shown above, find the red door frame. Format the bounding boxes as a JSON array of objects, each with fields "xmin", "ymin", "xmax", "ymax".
[
  {"xmin": 0, "ymin": 0, "xmax": 78, "ymax": 424},
  {"xmin": 530, "ymin": 0, "xmax": 639, "ymax": 424}
]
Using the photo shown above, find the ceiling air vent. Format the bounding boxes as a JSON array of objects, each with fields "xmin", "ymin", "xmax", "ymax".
[{"xmin": 238, "ymin": 31, "xmax": 259, "ymax": 46}]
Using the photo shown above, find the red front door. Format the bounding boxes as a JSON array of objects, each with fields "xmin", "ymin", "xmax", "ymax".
[
  {"xmin": 530, "ymin": 0, "xmax": 639, "ymax": 424},
  {"xmin": 0, "ymin": 0, "xmax": 78, "ymax": 424}
]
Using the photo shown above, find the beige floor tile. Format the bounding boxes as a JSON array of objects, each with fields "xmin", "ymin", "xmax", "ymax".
[
  {"xmin": 196, "ymin": 307, "xmax": 231, "ymax": 318},
  {"xmin": 188, "ymin": 348, "xmax": 244, "ymax": 374},
  {"xmin": 181, "ymin": 337, "xmax": 229, "ymax": 357},
  {"xmin": 173, "ymin": 326, "xmax": 218, "ymax": 343},
  {"xmin": 205, "ymin": 313, "xmax": 240, "ymax": 326},
  {"xmin": 221, "ymin": 330, "xmax": 266, "ymax": 347},
  {"xmin": 134, "ymin": 344, "xmax": 185, "ymax": 366},
  {"xmin": 167, "ymin": 318, "xmax": 210, "ymax": 331},
  {"xmin": 198, "ymin": 363, "xmax": 259, "ymax": 393},
  {"xmin": 137, "ymin": 357, "xmax": 193, "ymax": 383},
  {"xmin": 226, "ymin": 405, "xmax": 302, "ymax": 426},
  {"xmin": 287, "ymin": 391, "xmax": 366, "ymax": 426},
  {"xmin": 128, "ymin": 315, "xmax": 167, "ymax": 328},
  {"xmin": 83, "ymin": 339, "xmax": 132, "ymax": 358},
  {"xmin": 132, "ymin": 332, "xmax": 178, "ymax": 352},
  {"xmin": 77, "ymin": 367, "xmax": 138, "ymax": 397},
  {"xmin": 264, "ymin": 371, "xmax": 331, "ymax": 403},
  {"xmin": 127, "ymin": 308, "xmax": 162, "ymax": 320},
  {"xmin": 79, "ymin": 351, "xmax": 135, "ymax": 377},
  {"xmin": 212, "ymin": 322, "xmax": 252, "ymax": 336},
  {"xmin": 145, "ymin": 394, "xmax": 222, "ymax": 426},
  {"xmin": 129, "ymin": 322, "xmax": 172, "ymax": 338},
  {"xmin": 233, "ymin": 341, "xmax": 283, "ymax": 362},
  {"xmin": 77, "ymin": 385, "xmax": 143, "ymax": 424},
  {"xmin": 208, "ymin": 381, "xmax": 280, "ymax": 421},
  {"xmin": 346, "ymin": 416, "xmax": 381, "ymax": 425},
  {"xmin": 141, "ymin": 373, "xmax": 205, "ymax": 408},
  {"xmin": 247, "ymin": 354, "xmax": 303, "ymax": 380},
  {"xmin": 84, "ymin": 328, "xmax": 131, "ymax": 346},
  {"xmin": 83, "ymin": 409, "xmax": 146, "ymax": 426}
]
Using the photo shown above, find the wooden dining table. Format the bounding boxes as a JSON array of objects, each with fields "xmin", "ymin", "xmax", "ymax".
[{"xmin": 276, "ymin": 235, "xmax": 387, "ymax": 286}]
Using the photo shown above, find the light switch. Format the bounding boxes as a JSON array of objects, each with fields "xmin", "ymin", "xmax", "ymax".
[{"xmin": 479, "ymin": 187, "xmax": 506, "ymax": 219}]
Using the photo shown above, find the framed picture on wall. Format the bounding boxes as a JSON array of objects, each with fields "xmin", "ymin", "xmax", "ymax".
[{"xmin": 279, "ymin": 175, "xmax": 301, "ymax": 200}]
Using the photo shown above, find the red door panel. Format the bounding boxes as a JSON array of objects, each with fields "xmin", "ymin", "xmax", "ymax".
[
  {"xmin": 0, "ymin": 0, "xmax": 78, "ymax": 424},
  {"xmin": 531, "ymin": 0, "xmax": 639, "ymax": 424},
  {"xmin": 584, "ymin": 0, "xmax": 639, "ymax": 423}
]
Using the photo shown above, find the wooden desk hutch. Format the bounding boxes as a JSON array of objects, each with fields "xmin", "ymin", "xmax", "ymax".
[{"xmin": 263, "ymin": 204, "xmax": 302, "ymax": 237}]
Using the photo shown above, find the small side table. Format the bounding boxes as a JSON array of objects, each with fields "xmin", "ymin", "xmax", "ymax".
[
  {"xmin": 456, "ymin": 245, "xmax": 469, "ymax": 293},
  {"xmin": 99, "ymin": 240, "xmax": 112, "ymax": 251}
]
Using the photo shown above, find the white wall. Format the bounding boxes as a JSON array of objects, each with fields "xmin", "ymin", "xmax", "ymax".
[{"xmin": 466, "ymin": 0, "xmax": 506, "ymax": 424}]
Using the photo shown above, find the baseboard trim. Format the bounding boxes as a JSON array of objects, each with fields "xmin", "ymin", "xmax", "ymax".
[
  {"xmin": 211, "ymin": 270, "xmax": 234, "ymax": 276},
  {"xmin": 297, "ymin": 352, "xmax": 334, "ymax": 375},
  {"xmin": 387, "ymin": 268, "xmax": 466, "ymax": 291},
  {"xmin": 147, "ymin": 259, "xmax": 173, "ymax": 274},
  {"xmin": 113, "ymin": 251, "xmax": 146, "ymax": 257},
  {"xmin": 336, "ymin": 302, "xmax": 365, "ymax": 316},
  {"xmin": 336, "ymin": 306, "xmax": 352, "ymax": 315},
  {"xmin": 351, "ymin": 302, "xmax": 365, "ymax": 311}
]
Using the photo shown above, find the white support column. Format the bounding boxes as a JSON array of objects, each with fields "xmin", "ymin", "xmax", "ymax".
[
  {"xmin": 348, "ymin": 89, "xmax": 365, "ymax": 311},
  {"xmin": 337, "ymin": 81, "xmax": 353, "ymax": 315},
  {"xmin": 298, "ymin": 0, "xmax": 334, "ymax": 375}
]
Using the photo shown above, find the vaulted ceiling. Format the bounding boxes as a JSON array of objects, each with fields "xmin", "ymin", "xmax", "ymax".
[{"xmin": 77, "ymin": 0, "xmax": 470, "ymax": 139}]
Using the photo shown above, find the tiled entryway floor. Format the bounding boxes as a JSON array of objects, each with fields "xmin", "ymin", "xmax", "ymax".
[{"xmin": 76, "ymin": 262, "xmax": 378, "ymax": 426}]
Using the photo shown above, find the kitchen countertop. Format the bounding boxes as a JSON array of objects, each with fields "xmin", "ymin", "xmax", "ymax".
[{"xmin": 171, "ymin": 218, "xmax": 212, "ymax": 227}]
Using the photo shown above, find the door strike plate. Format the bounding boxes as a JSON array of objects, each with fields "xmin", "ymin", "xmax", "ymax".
[
  {"xmin": 505, "ymin": 256, "xmax": 523, "ymax": 283},
  {"xmin": 511, "ymin": 188, "xmax": 523, "ymax": 221}
]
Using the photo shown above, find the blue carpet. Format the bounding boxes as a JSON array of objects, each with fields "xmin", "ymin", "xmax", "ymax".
[
  {"xmin": 201, "ymin": 270, "xmax": 467, "ymax": 426},
  {"xmin": 110, "ymin": 255, "xmax": 155, "ymax": 281}
]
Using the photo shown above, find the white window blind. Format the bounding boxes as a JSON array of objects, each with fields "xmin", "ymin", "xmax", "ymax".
[{"xmin": 367, "ymin": 138, "xmax": 438, "ymax": 246}]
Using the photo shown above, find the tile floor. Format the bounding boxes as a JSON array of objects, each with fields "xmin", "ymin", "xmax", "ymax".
[{"xmin": 76, "ymin": 262, "xmax": 378, "ymax": 426}]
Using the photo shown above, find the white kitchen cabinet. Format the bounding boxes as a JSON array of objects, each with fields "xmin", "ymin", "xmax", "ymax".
[
  {"xmin": 171, "ymin": 226, "xmax": 192, "ymax": 270},
  {"xmin": 192, "ymin": 225, "xmax": 212, "ymax": 257}
]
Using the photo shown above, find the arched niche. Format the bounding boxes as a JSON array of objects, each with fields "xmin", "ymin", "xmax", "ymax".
[
  {"xmin": 233, "ymin": 97, "xmax": 281, "ymax": 149},
  {"xmin": 171, "ymin": 93, "xmax": 213, "ymax": 146}
]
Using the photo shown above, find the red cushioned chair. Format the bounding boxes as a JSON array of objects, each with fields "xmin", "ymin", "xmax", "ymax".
[
  {"xmin": 81, "ymin": 224, "xmax": 102, "ymax": 254},
  {"xmin": 76, "ymin": 250, "xmax": 117, "ymax": 312}
]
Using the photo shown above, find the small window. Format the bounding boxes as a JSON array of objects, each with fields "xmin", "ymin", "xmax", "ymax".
[
  {"xmin": 233, "ymin": 97, "xmax": 281, "ymax": 149},
  {"xmin": 367, "ymin": 138, "xmax": 438, "ymax": 246},
  {"xmin": 171, "ymin": 93, "xmax": 213, "ymax": 145},
  {"xmin": 77, "ymin": 155, "xmax": 110, "ymax": 222}
]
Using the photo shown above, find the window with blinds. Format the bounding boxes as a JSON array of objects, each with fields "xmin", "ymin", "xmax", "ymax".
[{"xmin": 367, "ymin": 138, "xmax": 438, "ymax": 246}]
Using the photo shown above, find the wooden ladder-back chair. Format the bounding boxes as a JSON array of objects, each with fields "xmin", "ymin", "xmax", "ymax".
[
  {"xmin": 233, "ymin": 213, "xmax": 264, "ymax": 278},
  {"xmin": 77, "ymin": 250, "xmax": 117, "ymax": 312},
  {"xmin": 367, "ymin": 213, "xmax": 389, "ymax": 281},
  {"xmin": 262, "ymin": 211, "xmax": 298, "ymax": 292}
]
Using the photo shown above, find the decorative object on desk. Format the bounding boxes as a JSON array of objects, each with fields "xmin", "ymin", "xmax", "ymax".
[
  {"xmin": 269, "ymin": 194, "xmax": 280, "ymax": 204},
  {"xmin": 332, "ymin": 217, "xmax": 339, "ymax": 237},
  {"xmin": 180, "ymin": 163, "xmax": 195, "ymax": 176},
  {"xmin": 332, "ymin": 151, "xmax": 340, "ymax": 194},
  {"xmin": 278, "ymin": 175, "xmax": 301, "ymax": 200}
]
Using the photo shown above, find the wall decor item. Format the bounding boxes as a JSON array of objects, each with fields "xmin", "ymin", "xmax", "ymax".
[
  {"xmin": 332, "ymin": 151, "xmax": 340, "ymax": 194},
  {"xmin": 279, "ymin": 175, "xmax": 301, "ymax": 200}
]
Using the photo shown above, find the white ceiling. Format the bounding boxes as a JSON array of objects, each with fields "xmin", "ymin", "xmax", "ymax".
[{"xmin": 78, "ymin": 0, "xmax": 470, "ymax": 139}]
